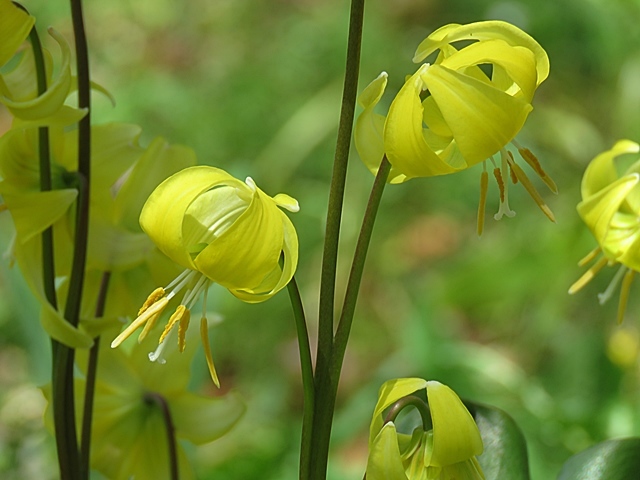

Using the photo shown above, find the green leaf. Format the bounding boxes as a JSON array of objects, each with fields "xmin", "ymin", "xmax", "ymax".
[
  {"xmin": 557, "ymin": 437, "xmax": 640, "ymax": 480},
  {"xmin": 465, "ymin": 401, "xmax": 530, "ymax": 480}
]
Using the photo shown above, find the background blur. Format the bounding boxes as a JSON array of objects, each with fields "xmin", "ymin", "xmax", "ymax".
[{"xmin": 2, "ymin": 0, "xmax": 640, "ymax": 478}]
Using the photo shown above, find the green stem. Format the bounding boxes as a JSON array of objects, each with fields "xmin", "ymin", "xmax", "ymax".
[
  {"xmin": 80, "ymin": 271, "xmax": 111, "ymax": 480},
  {"xmin": 286, "ymin": 276, "xmax": 314, "ymax": 480},
  {"xmin": 384, "ymin": 394, "xmax": 432, "ymax": 431},
  {"xmin": 311, "ymin": 1, "xmax": 365, "ymax": 477},
  {"xmin": 51, "ymin": 1, "xmax": 93, "ymax": 478},
  {"xmin": 311, "ymin": 156, "xmax": 390, "ymax": 479},
  {"xmin": 144, "ymin": 392, "xmax": 180, "ymax": 480}
]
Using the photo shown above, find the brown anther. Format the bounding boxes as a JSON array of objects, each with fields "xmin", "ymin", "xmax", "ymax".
[
  {"xmin": 518, "ymin": 147, "xmax": 558, "ymax": 193},
  {"xmin": 507, "ymin": 152, "xmax": 518, "ymax": 184},
  {"xmin": 493, "ymin": 168, "xmax": 505, "ymax": 202}
]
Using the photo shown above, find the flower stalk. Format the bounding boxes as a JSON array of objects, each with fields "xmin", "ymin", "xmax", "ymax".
[{"xmin": 311, "ymin": 0, "xmax": 366, "ymax": 477}]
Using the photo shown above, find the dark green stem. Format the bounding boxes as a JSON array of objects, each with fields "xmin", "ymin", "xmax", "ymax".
[
  {"xmin": 311, "ymin": 1, "xmax": 365, "ymax": 477},
  {"xmin": 144, "ymin": 392, "xmax": 180, "ymax": 480},
  {"xmin": 80, "ymin": 271, "xmax": 111, "ymax": 480},
  {"xmin": 286, "ymin": 276, "xmax": 314, "ymax": 480},
  {"xmin": 51, "ymin": 1, "xmax": 93, "ymax": 478},
  {"xmin": 311, "ymin": 156, "xmax": 389, "ymax": 479},
  {"xmin": 384, "ymin": 394, "xmax": 432, "ymax": 431}
]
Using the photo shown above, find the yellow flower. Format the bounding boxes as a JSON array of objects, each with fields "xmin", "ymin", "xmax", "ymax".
[
  {"xmin": 366, "ymin": 378, "xmax": 485, "ymax": 480},
  {"xmin": 355, "ymin": 20, "xmax": 555, "ymax": 235},
  {"xmin": 111, "ymin": 166, "xmax": 299, "ymax": 386},
  {"xmin": 569, "ymin": 140, "xmax": 640, "ymax": 324}
]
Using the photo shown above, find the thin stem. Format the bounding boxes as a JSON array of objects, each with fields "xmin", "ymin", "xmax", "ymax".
[
  {"xmin": 80, "ymin": 271, "xmax": 111, "ymax": 480},
  {"xmin": 311, "ymin": 156, "xmax": 390, "ymax": 479},
  {"xmin": 286, "ymin": 276, "xmax": 314, "ymax": 480},
  {"xmin": 384, "ymin": 395, "xmax": 432, "ymax": 431},
  {"xmin": 310, "ymin": 1, "xmax": 365, "ymax": 477},
  {"xmin": 51, "ymin": 2, "xmax": 93, "ymax": 478},
  {"xmin": 144, "ymin": 392, "xmax": 180, "ymax": 480}
]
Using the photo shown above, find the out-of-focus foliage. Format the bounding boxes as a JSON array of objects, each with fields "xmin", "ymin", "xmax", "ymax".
[{"xmin": 1, "ymin": 0, "xmax": 640, "ymax": 479}]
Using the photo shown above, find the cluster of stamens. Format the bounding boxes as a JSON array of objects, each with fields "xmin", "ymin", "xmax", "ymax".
[
  {"xmin": 110, "ymin": 268, "xmax": 220, "ymax": 386},
  {"xmin": 477, "ymin": 144, "xmax": 557, "ymax": 235}
]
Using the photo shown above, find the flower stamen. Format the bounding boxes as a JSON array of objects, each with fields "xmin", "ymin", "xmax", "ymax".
[
  {"xmin": 493, "ymin": 152, "xmax": 516, "ymax": 220},
  {"xmin": 505, "ymin": 150, "xmax": 556, "ymax": 223},
  {"xmin": 159, "ymin": 305, "xmax": 188, "ymax": 345},
  {"xmin": 111, "ymin": 297, "xmax": 170, "ymax": 348},
  {"xmin": 200, "ymin": 284, "xmax": 220, "ymax": 387},
  {"xmin": 598, "ymin": 264, "xmax": 627, "ymax": 305},
  {"xmin": 618, "ymin": 269, "xmax": 635, "ymax": 325},
  {"xmin": 569, "ymin": 255, "xmax": 609, "ymax": 294},
  {"xmin": 477, "ymin": 163, "xmax": 489, "ymax": 236},
  {"xmin": 513, "ymin": 141, "xmax": 558, "ymax": 194}
]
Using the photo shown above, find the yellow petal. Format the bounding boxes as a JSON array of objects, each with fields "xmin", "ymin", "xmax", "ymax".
[
  {"xmin": 423, "ymin": 64, "xmax": 532, "ymax": 165},
  {"xmin": 140, "ymin": 165, "xmax": 246, "ymax": 270},
  {"xmin": 414, "ymin": 20, "xmax": 549, "ymax": 86},
  {"xmin": 366, "ymin": 423, "xmax": 408, "ymax": 480},
  {"xmin": 581, "ymin": 140, "xmax": 640, "ymax": 199},
  {"xmin": 0, "ymin": 0, "xmax": 34, "ymax": 67},
  {"xmin": 384, "ymin": 65, "xmax": 460, "ymax": 178},
  {"xmin": 426, "ymin": 381, "xmax": 483, "ymax": 467}
]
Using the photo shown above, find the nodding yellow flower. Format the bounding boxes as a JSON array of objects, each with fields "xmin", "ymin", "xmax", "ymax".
[
  {"xmin": 366, "ymin": 378, "xmax": 485, "ymax": 480},
  {"xmin": 111, "ymin": 166, "xmax": 299, "ymax": 387},
  {"xmin": 569, "ymin": 140, "xmax": 640, "ymax": 324},
  {"xmin": 355, "ymin": 20, "xmax": 555, "ymax": 235}
]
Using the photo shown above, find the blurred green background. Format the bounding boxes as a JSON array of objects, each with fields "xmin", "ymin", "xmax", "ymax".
[{"xmin": 2, "ymin": 0, "xmax": 640, "ymax": 478}]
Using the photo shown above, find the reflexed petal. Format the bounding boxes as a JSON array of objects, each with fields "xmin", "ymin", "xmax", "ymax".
[
  {"xmin": 194, "ymin": 185, "xmax": 284, "ymax": 290},
  {"xmin": 140, "ymin": 166, "xmax": 245, "ymax": 270},
  {"xmin": 384, "ymin": 65, "xmax": 459, "ymax": 177},
  {"xmin": 273, "ymin": 193, "xmax": 300, "ymax": 212},
  {"xmin": 0, "ymin": 0, "xmax": 34, "ymax": 67},
  {"xmin": 171, "ymin": 391, "xmax": 245, "ymax": 445},
  {"xmin": 578, "ymin": 174, "xmax": 640, "ymax": 247},
  {"xmin": 426, "ymin": 381, "xmax": 483, "ymax": 467},
  {"xmin": 370, "ymin": 377, "xmax": 428, "ymax": 446},
  {"xmin": 439, "ymin": 39, "xmax": 538, "ymax": 102},
  {"xmin": 581, "ymin": 139, "xmax": 640, "ymax": 198},
  {"xmin": 366, "ymin": 423, "xmax": 409, "ymax": 480},
  {"xmin": 423, "ymin": 64, "xmax": 531, "ymax": 165},
  {"xmin": 354, "ymin": 72, "xmax": 408, "ymax": 184},
  {"xmin": 1, "ymin": 29, "xmax": 74, "ymax": 121},
  {"xmin": 414, "ymin": 20, "xmax": 549, "ymax": 85}
]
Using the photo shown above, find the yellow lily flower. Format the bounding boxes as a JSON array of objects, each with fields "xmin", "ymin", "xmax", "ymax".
[
  {"xmin": 111, "ymin": 166, "xmax": 299, "ymax": 386},
  {"xmin": 0, "ymin": 0, "xmax": 34, "ymax": 68},
  {"xmin": 0, "ymin": 28, "xmax": 88, "ymax": 125},
  {"xmin": 569, "ymin": 140, "xmax": 640, "ymax": 324},
  {"xmin": 355, "ymin": 20, "xmax": 555, "ymax": 235},
  {"xmin": 366, "ymin": 378, "xmax": 485, "ymax": 480}
]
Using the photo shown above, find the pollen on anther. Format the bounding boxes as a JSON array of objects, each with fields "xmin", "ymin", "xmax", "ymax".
[
  {"xmin": 159, "ymin": 305, "xmax": 187, "ymax": 345},
  {"xmin": 138, "ymin": 287, "xmax": 166, "ymax": 316},
  {"xmin": 178, "ymin": 309, "xmax": 191, "ymax": 353}
]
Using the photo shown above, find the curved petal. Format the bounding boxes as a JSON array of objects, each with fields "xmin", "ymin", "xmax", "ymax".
[
  {"xmin": 439, "ymin": 39, "xmax": 538, "ymax": 102},
  {"xmin": 0, "ymin": 127, "xmax": 39, "ymax": 188},
  {"xmin": 194, "ymin": 184, "xmax": 284, "ymax": 290},
  {"xmin": 230, "ymin": 209, "xmax": 298, "ymax": 302},
  {"xmin": 369, "ymin": 378, "xmax": 428, "ymax": 446},
  {"xmin": 426, "ymin": 381, "xmax": 483, "ymax": 467},
  {"xmin": 0, "ymin": 0, "xmax": 34, "ymax": 67},
  {"xmin": 1, "ymin": 29, "xmax": 74, "ymax": 121},
  {"xmin": 424, "ymin": 64, "xmax": 532, "ymax": 165},
  {"xmin": 354, "ymin": 72, "xmax": 408, "ymax": 184},
  {"xmin": 384, "ymin": 65, "xmax": 460, "ymax": 178},
  {"xmin": 578, "ymin": 174, "xmax": 640, "ymax": 247},
  {"xmin": 414, "ymin": 20, "xmax": 549, "ymax": 85},
  {"xmin": 366, "ymin": 423, "xmax": 409, "ymax": 480},
  {"xmin": 171, "ymin": 391, "xmax": 245, "ymax": 445},
  {"xmin": 140, "ymin": 166, "xmax": 245, "ymax": 270},
  {"xmin": 581, "ymin": 140, "xmax": 640, "ymax": 199}
]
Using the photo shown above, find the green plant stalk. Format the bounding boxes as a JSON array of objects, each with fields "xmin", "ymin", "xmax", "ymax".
[
  {"xmin": 311, "ymin": 0, "xmax": 365, "ymax": 477},
  {"xmin": 23, "ymin": 18, "xmax": 77, "ymax": 479},
  {"xmin": 144, "ymin": 392, "xmax": 180, "ymax": 480},
  {"xmin": 286, "ymin": 276, "xmax": 314, "ymax": 480},
  {"xmin": 51, "ymin": 1, "xmax": 93, "ymax": 478},
  {"xmin": 312, "ymin": 156, "xmax": 390, "ymax": 478},
  {"xmin": 80, "ymin": 271, "xmax": 111, "ymax": 480}
]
